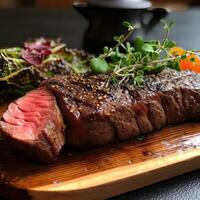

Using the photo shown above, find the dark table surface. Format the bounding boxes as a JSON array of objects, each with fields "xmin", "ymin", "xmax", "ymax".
[{"xmin": 0, "ymin": 7, "xmax": 200, "ymax": 200}]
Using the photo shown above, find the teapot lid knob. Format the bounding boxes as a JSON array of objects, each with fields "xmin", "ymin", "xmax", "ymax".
[{"xmin": 88, "ymin": 0, "xmax": 152, "ymax": 9}]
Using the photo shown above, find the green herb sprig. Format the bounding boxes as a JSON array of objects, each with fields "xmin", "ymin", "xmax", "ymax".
[
  {"xmin": 90, "ymin": 22, "xmax": 138, "ymax": 74},
  {"xmin": 89, "ymin": 20, "xmax": 200, "ymax": 87}
]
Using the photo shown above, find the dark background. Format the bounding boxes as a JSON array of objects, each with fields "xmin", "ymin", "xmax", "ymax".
[{"xmin": 0, "ymin": 8, "xmax": 200, "ymax": 50}]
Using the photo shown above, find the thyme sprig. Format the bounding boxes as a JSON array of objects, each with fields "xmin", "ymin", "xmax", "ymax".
[
  {"xmin": 89, "ymin": 20, "xmax": 200, "ymax": 87},
  {"xmin": 101, "ymin": 22, "xmax": 138, "ymax": 59}
]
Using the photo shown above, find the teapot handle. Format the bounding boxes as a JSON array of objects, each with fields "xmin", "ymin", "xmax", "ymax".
[{"xmin": 141, "ymin": 8, "xmax": 168, "ymax": 33}]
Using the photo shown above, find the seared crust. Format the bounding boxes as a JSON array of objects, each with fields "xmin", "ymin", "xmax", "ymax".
[{"xmin": 42, "ymin": 68, "xmax": 200, "ymax": 147}]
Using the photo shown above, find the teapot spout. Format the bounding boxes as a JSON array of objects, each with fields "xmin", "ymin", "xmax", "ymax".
[{"xmin": 73, "ymin": 2, "xmax": 91, "ymax": 21}]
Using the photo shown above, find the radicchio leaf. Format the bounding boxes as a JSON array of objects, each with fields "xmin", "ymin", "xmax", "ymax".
[
  {"xmin": 22, "ymin": 48, "xmax": 44, "ymax": 65},
  {"xmin": 22, "ymin": 38, "xmax": 51, "ymax": 65},
  {"xmin": 24, "ymin": 38, "xmax": 51, "ymax": 52}
]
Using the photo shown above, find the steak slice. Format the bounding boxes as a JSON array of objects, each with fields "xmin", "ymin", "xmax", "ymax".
[
  {"xmin": 145, "ymin": 69, "xmax": 200, "ymax": 123},
  {"xmin": 42, "ymin": 68, "xmax": 200, "ymax": 147},
  {"xmin": 41, "ymin": 76, "xmax": 151, "ymax": 146},
  {"xmin": 0, "ymin": 87, "xmax": 65, "ymax": 163}
]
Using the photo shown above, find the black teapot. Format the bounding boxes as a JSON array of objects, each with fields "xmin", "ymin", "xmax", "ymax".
[{"xmin": 73, "ymin": 0, "xmax": 168, "ymax": 53}]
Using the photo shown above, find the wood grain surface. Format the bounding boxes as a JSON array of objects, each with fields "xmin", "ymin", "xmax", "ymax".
[{"xmin": 0, "ymin": 104, "xmax": 200, "ymax": 200}]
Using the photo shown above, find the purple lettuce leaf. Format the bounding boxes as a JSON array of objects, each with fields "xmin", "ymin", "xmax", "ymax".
[{"xmin": 22, "ymin": 38, "xmax": 51, "ymax": 65}]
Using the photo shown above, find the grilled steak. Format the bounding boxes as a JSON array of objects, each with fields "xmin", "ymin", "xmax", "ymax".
[
  {"xmin": 1, "ymin": 68, "xmax": 200, "ymax": 163},
  {"xmin": 42, "ymin": 68, "xmax": 200, "ymax": 147},
  {"xmin": 0, "ymin": 87, "xmax": 65, "ymax": 163}
]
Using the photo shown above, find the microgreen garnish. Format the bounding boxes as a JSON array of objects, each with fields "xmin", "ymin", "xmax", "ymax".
[
  {"xmin": 89, "ymin": 20, "xmax": 200, "ymax": 87},
  {"xmin": 0, "ymin": 48, "xmax": 26, "ymax": 79},
  {"xmin": 0, "ymin": 39, "xmax": 91, "ymax": 102},
  {"xmin": 89, "ymin": 22, "xmax": 138, "ymax": 74}
]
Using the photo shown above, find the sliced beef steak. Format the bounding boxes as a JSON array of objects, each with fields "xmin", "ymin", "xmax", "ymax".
[
  {"xmin": 145, "ymin": 69, "xmax": 200, "ymax": 123},
  {"xmin": 0, "ymin": 87, "xmax": 65, "ymax": 163},
  {"xmin": 42, "ymin": 68, "xmax": 200, "ymax": 147}
]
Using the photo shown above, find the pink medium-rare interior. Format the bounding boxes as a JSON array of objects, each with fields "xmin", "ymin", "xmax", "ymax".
[{"xmin": 1, "ymin": 87, "xmax": 55, "ymax": 141}]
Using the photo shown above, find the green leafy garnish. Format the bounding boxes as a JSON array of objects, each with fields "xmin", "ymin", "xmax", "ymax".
[
  {"xmin": 90, "ymin": 57, "xmax": 108, "ymax": 74},
  {"xmin": 0, "ymin": 48, "xmax": 26, "ymax": 80},
  {"xmin": 0, "ymin": 39, "xmax": 91, "ymax": 102},
  {"xmin": 89, "ymin": 20, "xmax": 200, "ymax": 87},
  {"xmin": 142, "ymin": 44, "xmax": 154, "ymax": 52}
]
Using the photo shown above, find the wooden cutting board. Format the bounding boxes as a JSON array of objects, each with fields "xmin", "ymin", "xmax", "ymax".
[{"xmin": 0, "ymin": 104, "xmax": 200, "ymax": 200}]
